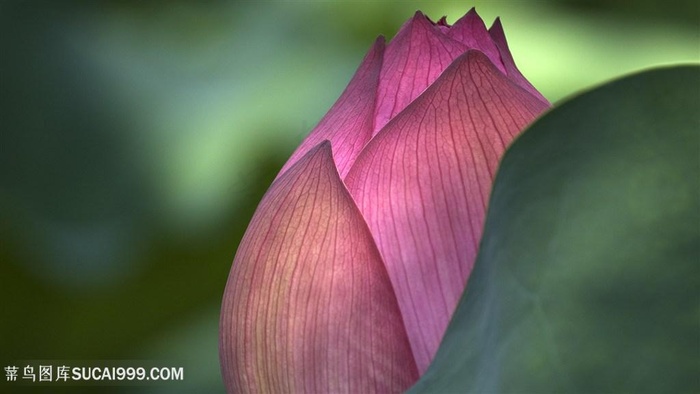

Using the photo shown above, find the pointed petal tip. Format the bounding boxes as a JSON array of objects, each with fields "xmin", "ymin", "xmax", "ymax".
[
  {"xmin": 274, "ymin": 30, "xmax": 385, "ymax": 180},
  {"xmin": 445, "ymin": 8, "xmax": 505, "ymax": 74},
  {"xmin": 366, "ymin": 34, "xmax": 386, "ymax": 57},
  {"xmin": 412, "ymin": 10, "xmax": 452, "ymax": 32},
  {"xmin": 314, "ymin": 139, "xmax": 332, "ymax": 156},
  {"xmin": 450, "ymin": 48, "xmax": 500, "ymax": 75},
  {"xmin": 372, "ymin": 8, "xmax": 470, "ymax": 133},
  {"xmin": 222, "ymin": 135, "xmax": 418, "ymax": 392},
  {"xmin": 411, "ymin": 10, "xmax": 433, "ymax": 27},
  {"xmin": 303, "ymin": 140, "xmax": 337, "ymax": 172},
  {"xmin": 458, "ymin": 6, "xmax": 486, "ymax": 26},
  {"xmin": 422, "ymin": 13, "xmax": 451, "ymax": 28},
  {"xmin": 485, "ymin": 16, "xmax": 551, "ymax": 105},
  {"xmin": 374, "ymin": 34, "xmax": 386, "ymax": 46},
  {"xmin": 489, "ymin": 17, "xmax": 504, "ymax": 33},
  {"xmin": 464, "ymin": 7, "xmax": 484, "ymax": 24}
]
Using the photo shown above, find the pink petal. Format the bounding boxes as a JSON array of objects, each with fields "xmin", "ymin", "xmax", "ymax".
[
  {"xmin": 276, "ymin": 38, "xmax": 385, "ymax": 180},
  {"xmin": 432, "ymin": 16, "xmax": 451, "ymax": 34},
  {"xmin": 344, "ymin": 50, "xmax": 549, "ymax": 373},
  {"xmin": 488, "ymin": 17, "xmax": 550, "ymax": 105},
  {"xmin": 220, "ymin": 141, "xmax": 418, "ymax": 393},
  {"xmin": 373, "ymin": 11, "xmax": 467, "ymax": 134},
  {"xmin": 446, "ymin": 8, "xmax": 505, "ymax": 74}
]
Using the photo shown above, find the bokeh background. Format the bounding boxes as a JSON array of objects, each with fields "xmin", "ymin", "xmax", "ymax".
[{"xmin": 1, "ymin": 1, "xmax": 698, "ymax": 393}]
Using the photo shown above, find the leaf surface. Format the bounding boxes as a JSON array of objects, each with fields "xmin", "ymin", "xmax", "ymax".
[{"xmin": 410, "ymin": 65, "xmax": 700, "ymax": 393}]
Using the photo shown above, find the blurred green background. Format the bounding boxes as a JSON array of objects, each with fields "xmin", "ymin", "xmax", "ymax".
[{"xmin": 1, "ymin": 1, "xmax": 697, "ymax": 393}]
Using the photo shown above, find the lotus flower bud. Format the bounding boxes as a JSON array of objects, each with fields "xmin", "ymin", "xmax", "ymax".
[{"xmin": 220, "ymin": 8, "xmax": 550, "ymax": 393}]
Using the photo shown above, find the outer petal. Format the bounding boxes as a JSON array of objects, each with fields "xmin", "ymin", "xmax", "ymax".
[
  {"xmin": 276, "ymin": 38, "xmax": 385, "ymax": 179},
  {"xmin": 220, "ymin": 142, "xmax": 418, "ymax": 393},
  {"xmin": 373, "ymin": 11, "xmax": 467, "ymax": 134},
  {"xmin": 488, "ymin": 17, "xmax": 550, "ymax": 105},
  {"xmin": 344, "ymin": 51, "xmax": 549, "ymax": 373}
]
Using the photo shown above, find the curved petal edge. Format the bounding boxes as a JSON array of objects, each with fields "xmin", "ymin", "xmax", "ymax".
[
  {"xmin": 277, "ymin": 38, "xmax": 385, "ymax": 180},
  {"xmin": 221, "ymin": 141, "xmax": 418, "ymax": 393},
  {"xmin": 345, "ymin": 50, "xmax": 549, "ymax": 373}
]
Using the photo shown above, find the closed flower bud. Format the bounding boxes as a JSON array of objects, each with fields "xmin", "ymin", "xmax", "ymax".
[{"xmin": 220, "ymin": 8, "xmax": 550, "ymax": 393}]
